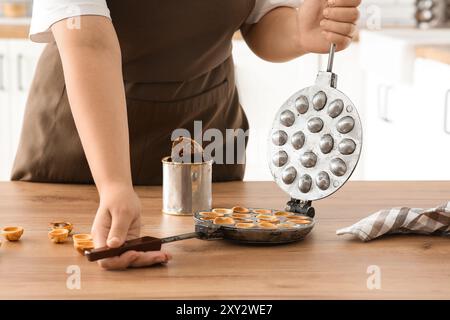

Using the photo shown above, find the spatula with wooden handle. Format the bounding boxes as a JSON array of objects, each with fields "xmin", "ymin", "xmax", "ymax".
[{"xmin": 85, "ymin": 232, "xmax": 199, "ymax": 262}]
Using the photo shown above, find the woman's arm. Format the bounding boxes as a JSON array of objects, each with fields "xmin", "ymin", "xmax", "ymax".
[
  {"xmin": 241, "ymin": 0, "xmax": 360, "ymax": 62},
  {"xmin": 52, "ymin": 16, "xmax": 171, "ymax": 269},
  {"xmin": 52, "ymin": 16, "xmax": 130, "ymax": 192}
]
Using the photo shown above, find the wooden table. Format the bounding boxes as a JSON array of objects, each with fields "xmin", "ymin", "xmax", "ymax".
[{"xmin": 1, "ymin": 181, "xmax": 449, "ymax": 299}]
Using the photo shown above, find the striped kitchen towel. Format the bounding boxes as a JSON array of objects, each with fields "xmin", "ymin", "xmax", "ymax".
[{"xmin": 336, "ymin": 202, "xmax": 450, "ymax": 241}]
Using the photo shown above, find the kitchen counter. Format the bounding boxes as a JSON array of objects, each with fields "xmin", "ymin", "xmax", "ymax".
[
  {"xmin": 1, "ymin": 180, "xmax": 450, "ymax": 299},
  {"xmin": 416, "ymin": 45, "xmax": 450, "ymax": 65}
]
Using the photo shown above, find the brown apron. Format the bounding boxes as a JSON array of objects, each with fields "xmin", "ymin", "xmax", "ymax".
[{"xmin": 11, "ymin": 0, "xmax": 255, "ymax": 185}]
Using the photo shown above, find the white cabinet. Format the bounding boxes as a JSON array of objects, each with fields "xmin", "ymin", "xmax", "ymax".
[
  {"xmin": 0, "ymin": 39, "xmax": 44, "ymax": 181},
  {"xmin": 358, "ymin": 29, "xmax": 450, "ymax": 181},
  {"xmin": 361, "ymin": 58, "xmax": 450, "ymax": 181},
  {"xmin": 362, "ymin": 73, "xmax": 416, "ymax": 180},
  {"xmin": 409, "ymin": 58, "xmax": 450, "ymax": 180}
]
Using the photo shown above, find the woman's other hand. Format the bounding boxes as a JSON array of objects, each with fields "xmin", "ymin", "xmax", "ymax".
[
  {"xmin": 298, "ymin": 0, "xmax": 360, "ymax": 53},
  {"xmin": 91, "ymin": 184, "xmax": 171, "ymax": 270},
  {"xmin": 242, "ymin": 0, "xmax": 361, "ymax": 61}
]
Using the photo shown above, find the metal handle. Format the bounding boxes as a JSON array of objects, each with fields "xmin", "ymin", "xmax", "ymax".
[
  {"xmin": 160, "ymin": 232, "xmax": 199, "ymax": 244},
  {"xmin": 316, "ymin": 43, "xmax": 338, "ymax": 88},
  {"xmin": 0, "ymin": 54, "xmax": 5, "ymax": 91},
  {"xmin": 17, "ymin": 54, "xmax": 24, "ymax": 92},
  {"xmin": 326, "ymin": 43, "xmax": 336, "ymax": 73},
  {"xmin": 444, "ymin": 89, "xmax": 450, "ymax": 135}
]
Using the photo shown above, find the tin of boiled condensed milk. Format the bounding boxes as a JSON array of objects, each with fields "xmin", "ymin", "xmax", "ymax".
[{"xmin": 161, "ymin": 138, "xmax": 212, "ymax": 215}]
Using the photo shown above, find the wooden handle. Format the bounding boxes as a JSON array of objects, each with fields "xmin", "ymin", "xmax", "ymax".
[{"xmin": 85, "ymin": 236, "xmax": 163, "ymax": 262}]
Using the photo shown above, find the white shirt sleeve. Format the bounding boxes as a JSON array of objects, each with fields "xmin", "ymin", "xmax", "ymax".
[
  {"xmin": 29, "ymin": 0, "xmax": 111, "ymax": 43},
  {"xmin": 246, "ymin": 0, "xmax": 302, "ymax": 24}
]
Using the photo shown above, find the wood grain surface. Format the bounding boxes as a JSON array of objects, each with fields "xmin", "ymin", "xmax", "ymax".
[
  {"xmin": 0, "ymin": 24, "xmax": 29, "ymax": 39},
  {"xmin": 0, "ymin": 181, "xmax": 449, "ymax": 299},
  {"xmin": 416, "ymin": 45, "xmax": 450, "ymax": 65}
]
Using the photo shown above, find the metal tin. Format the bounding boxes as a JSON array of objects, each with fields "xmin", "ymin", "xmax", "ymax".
[{"xmin": 162, "ymin": 156, "xmax": 213, "ymax": 215}]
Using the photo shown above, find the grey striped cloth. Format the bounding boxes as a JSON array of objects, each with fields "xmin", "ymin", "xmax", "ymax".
[{"xmin": 336, "ymin": 202, "xmax": 450, "ymax": 241}]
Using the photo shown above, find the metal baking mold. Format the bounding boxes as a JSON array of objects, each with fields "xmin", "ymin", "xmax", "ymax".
[{"xmin": 267, "ymin": 45, "xmax": 363, "ymax": 202}]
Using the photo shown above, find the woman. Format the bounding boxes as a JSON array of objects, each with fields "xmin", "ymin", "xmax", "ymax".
[{"xmin": 12, "ymin": 0, "xmax": 360, "ymax": 269}]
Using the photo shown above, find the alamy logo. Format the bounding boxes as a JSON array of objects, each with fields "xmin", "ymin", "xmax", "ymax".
[
  {"xmin": 171, "ymin": 121, "xmax": 249, "ymax": 164},
  {"xmin": 66, "ymin": 265, "xmax": 81, "ymax": 290},
  {"xmin": 365, "ymin": 5, "xmax": 382, "ymax": 31},
  {"xmin": 366, "ymin": 265, "xmax": 381, "ymax": 290},
  {"xmin": 66, "ymin": 5, "xmax": 81, "ymax": 30}
]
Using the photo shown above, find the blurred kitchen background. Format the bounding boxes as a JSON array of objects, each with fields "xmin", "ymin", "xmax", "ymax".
[{"xmin": 0, "ymin": 0, "xmax": 450, "ymax": 181}]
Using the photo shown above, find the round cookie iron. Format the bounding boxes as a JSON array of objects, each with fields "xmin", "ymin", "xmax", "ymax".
[{"xmin": 268, "ymin": 44, "xmax": 363, "ymax": 217}]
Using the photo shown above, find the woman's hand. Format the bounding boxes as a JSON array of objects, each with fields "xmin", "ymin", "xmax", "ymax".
[
  {"xmin": 242, "ymin": 0, "xmax": 360, "ymax": 62},
  {"xmin": 91, "ymin": 184, "xmax": 171, "ymax": 270},
  {"xmin": 298, "ymin": 0, "xmax": 360, "ymax": 53}
]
